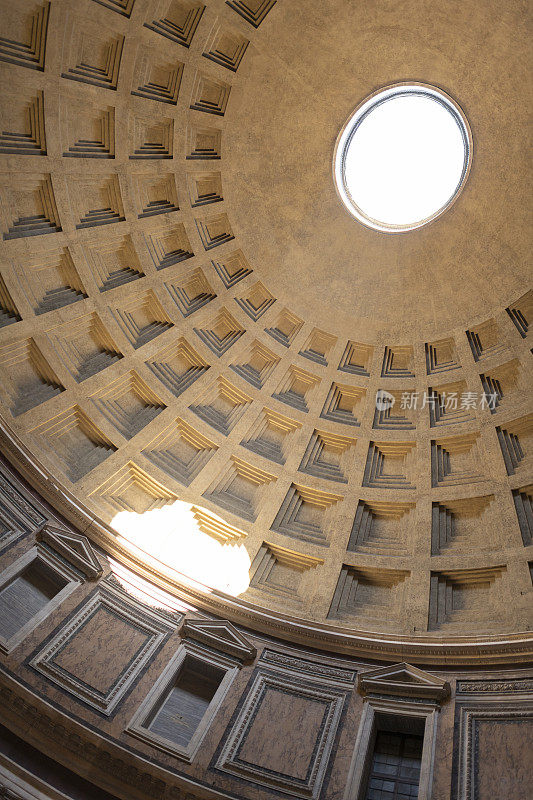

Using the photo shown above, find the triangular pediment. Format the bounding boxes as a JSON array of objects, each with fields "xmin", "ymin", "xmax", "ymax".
[
  {"xmin": 359, "ymin": 662, "xmax": 450, "ymax": 702},
  {"xmin": 181, "ymin": 618, "xmax": 256, "ymax": 663},
  {"xmin": 36, "ymin": 523, "xmax": 103, "ymax": 580}
]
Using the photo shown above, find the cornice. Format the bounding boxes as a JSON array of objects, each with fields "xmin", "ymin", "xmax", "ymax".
[
  {"xmin": 358, "ymin": 662, "xmax": 451, "ymax": 702},
  {"xmin": 0, "ymin": 668, "xmax": 237, "ymax": 800},
  {"xmin": 1, "ymin": 419, "xmax": 532, "ymax": 668}
]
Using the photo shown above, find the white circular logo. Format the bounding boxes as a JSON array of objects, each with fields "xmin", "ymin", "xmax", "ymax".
[{"xmin": 375, "ymin": 390, "xmax": 395, "ymax": 411}]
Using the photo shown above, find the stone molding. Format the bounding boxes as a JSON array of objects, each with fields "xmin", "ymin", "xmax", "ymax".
[
  {"xmin": 127, "ymin": 639, "xmax": 240, "ymax": 763},
  {"xmin": 456, "ymin": 678, "xmax": 533, "ymax": 695},
  {"xmin": 1, "ymin": 422, "xmax": 532, "ymax": 667},
  {"xmin": 454, "ymin": 704, "xmax": 533, "ymax": 800},
  {"xmin": 35, "ymin": 522, "xmax": 103, "ymax": 580},
  {"xmin": 180, "ymin": 618, "xmax": 257, "ymax": 663},
  {"xmin": 0, "ymin": 755, "xmax": 71, "ymax": 800},
  {"xmin": 30, "ymin": 581, "xmax": 179, "ymax": 715},
  {"xmin": 358, "ymin": 662, "xmax": 450, "ymax": 703},
  {"xmin": 0, "ymin": 463, "xmax": 45, "ymax": 553},
  {"xmin": 259, "ymin": 648, "xmax": 357, "ymax": 686},
  {"xmin": 215, "ymin": 664, "xmax": 349, "ymax": 799},
  {"xmin": 0, "ymin": 544, "xmax": 82, "ymax": 655},
  {"xmin": 343, "ymin": 663, "xmax": 450, "ymax": 800}
]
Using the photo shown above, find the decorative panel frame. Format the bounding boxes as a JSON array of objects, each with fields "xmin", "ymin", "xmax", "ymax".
[
  {"xmin": 30, "ymin": 582, "xmax": 179, "ymax": 715},
  {"xmin": 452, "ymin": 679, "xmax": 533, "ymax": 800},
  {"xmin": 215, "ymin": 663, "xmax": 350, "ymax": 799},
  {"xmin": 258, "ymin": 648, "xmax": 357, "ymax": 687},
  {"xmin": 127, "ymin": 638, "xmax": 239, "ymax": 762},
  {"xmin": 454, "ymin": 705, "xmax": 533, "ymax": 800}
]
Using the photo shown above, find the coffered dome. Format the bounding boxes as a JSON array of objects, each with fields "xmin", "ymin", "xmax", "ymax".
[{"xmin": 0, "ymin": 0, "xmax": 531, "ymax": 653}]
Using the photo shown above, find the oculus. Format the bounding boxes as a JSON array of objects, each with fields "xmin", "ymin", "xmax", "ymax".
[{"xmin": 333, "ymin": 83, "xmax": 472, "ymax": 232}]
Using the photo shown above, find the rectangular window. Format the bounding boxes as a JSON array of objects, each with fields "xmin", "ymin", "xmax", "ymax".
[
  {"xmin": 346, "ymin": 667, "xmax": 446, "ymax": 800},
  {"xmin": 0, "ymin": 547, "xmax": 81, "ymax": 654},
  {"xmin": 145, "ymin": 656, "xmax": 225, "ymax": 749},
  {"xmin": 127, "ymin": 641, "xmax": 239, "ymax": 762},
  {"xmin": 0, "ymin": 559, "xmax": 68, "ymax": 641},
  {"xmin": 365, "ymin": 729, "xmax": 423, "ymax": 800}
]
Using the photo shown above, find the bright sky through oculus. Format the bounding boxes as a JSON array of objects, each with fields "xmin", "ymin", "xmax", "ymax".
[{"xmin": 335, "ymin": 86, "xmax": 470, "ymax": 232}]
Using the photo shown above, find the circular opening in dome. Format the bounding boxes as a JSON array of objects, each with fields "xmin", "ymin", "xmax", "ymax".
[{"xmin": 333, "ymin": 84, "xmax": 472, "ymax": 232}]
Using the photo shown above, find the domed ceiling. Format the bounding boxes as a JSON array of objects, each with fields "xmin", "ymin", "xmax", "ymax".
[
  {"xmin": 225, "ymin": 0, "xmax": 529, "ymax": 339},
  {"xmin": 0, "ymin": 0, "xmax": 531, "ymax": 645}
]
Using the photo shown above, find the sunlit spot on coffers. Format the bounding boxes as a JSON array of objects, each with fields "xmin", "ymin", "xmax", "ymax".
[{"xmin": 111, "ymin": 501, "xmax": 251, "ymax": 597}]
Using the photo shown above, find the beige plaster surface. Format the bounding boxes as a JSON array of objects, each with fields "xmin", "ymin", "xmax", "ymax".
[{"xmin": 0, "ymin": 0, "xmax": 531, "ymax": 640}]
